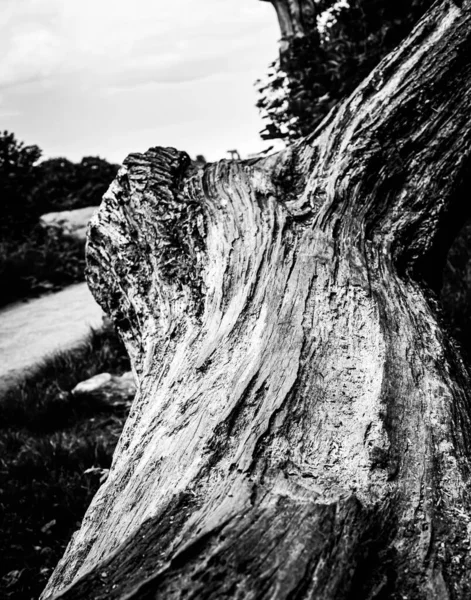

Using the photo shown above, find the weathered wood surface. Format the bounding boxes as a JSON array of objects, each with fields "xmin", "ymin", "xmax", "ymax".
[{"xmin": 42, "ymin": 2, "xmax": 471, "ymax": 598}]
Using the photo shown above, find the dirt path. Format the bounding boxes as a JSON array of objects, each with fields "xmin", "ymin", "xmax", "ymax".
[{"xmin": 0, "ymin": 283, "xmax": 104, "ymax": 390}]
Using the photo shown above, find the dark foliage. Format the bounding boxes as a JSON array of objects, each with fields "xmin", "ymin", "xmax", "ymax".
[
  {"xmin": 0, "ymin": 325, "xmax": 130, "ymax": 600},
  {"xmin": 31, "ymin": 156, "xmax": 120, "ymax": 216},
  {"xmin": 0, "ymin": 227, "xmax": 85, "ymax": 308},
  {"xmin": 0, "ymin": 131, "xmax": 119, "ymax": 239},
  {"xmin": 256, "ymin": 0, "xmax": 434, "ymax": 141},
  {"xmin": 0, "ymin": 132, "xmax": 120, "ymax": 306},
  {"xmin": 0, "ymin": 131, "xmax": 42, "ymax": 234}
]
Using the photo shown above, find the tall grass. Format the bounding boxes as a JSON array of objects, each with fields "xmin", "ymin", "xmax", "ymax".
[{"xmin": 0, "ymin": 324, "xmax": 131, "ymax": 600}]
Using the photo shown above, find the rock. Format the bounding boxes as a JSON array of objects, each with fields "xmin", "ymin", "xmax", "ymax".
[
  {"xmin": 40, "ymin": 206, "xmax": 97, "ymax": 243},
  {"xmin": 71, "ymin": 371, "xmax": 136, "ymax": 405}
]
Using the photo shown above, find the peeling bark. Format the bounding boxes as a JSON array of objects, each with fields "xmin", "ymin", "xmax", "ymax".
[{"xmin": 42, "ymin": 2, "xmax": 471, "ymax": 599}]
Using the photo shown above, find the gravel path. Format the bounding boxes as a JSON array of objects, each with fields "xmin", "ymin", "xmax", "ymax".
[{"xmin": 0, "ymin": 283, "xmax": 104, "ymax": 390}]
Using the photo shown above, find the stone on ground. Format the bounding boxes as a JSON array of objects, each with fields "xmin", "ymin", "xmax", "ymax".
[{"xmin": 71, "ymin": 372, "xmax": 136, "ymax": 405}]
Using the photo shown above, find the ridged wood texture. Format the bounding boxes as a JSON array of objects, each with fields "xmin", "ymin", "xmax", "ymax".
[{"xmin": 43, "ymin": 2, "xmax": 471, "ymax": 598}]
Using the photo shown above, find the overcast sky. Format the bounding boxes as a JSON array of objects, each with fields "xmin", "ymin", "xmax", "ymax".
[{"xmin": 0, "ymin": 0, "xmax": 280, "ymax": 164}]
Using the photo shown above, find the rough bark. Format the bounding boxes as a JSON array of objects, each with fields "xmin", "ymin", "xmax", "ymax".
[
  {"xmin": 42, "ymin": 2, "xmax": 471, "ymax": 599},
  {"xmin": 263, "ymin": 0, "xmax": 471, "ymax": 358}
]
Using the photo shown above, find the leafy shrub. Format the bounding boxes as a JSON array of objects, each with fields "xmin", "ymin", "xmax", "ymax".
[
  {"xmin": 0, "ymin": 226, "xmax": 86, "ymax": 308},
  {"xmin": 0, "ymin": 131, "xmax": 42, "ymax": 235},
  {"xmin": 31, "ymin": 156, "xmax": 120, "ymax": 215},
  {"xmin": 0, "ymin": 131, "xmax": 119, "ymax": 238},
  {"xmin": 0, "ymin": 131, "xmax": 121, "ymax": 306},
  {"xmin": 256, "ymin": 0, "xmax": 434, "ymax": 141}
]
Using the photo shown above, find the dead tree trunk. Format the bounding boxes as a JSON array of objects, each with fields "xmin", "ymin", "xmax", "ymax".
[{"xmin": 42, "ymin": 2, "xmax": 471, "ymax": 598}]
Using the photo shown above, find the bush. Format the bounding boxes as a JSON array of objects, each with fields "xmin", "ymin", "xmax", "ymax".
[
  {"xmin": 256, "ymin": 0, "xmax": 434, "ymax": 142},
  {"xmin": 0, "ymin": 131, "xmax": 42, "ymax": 236},
  {"xmin": 31, "ymin": 156, "xmax": 119, "ymax": 215},
  {"xmin": 0, "ymin": 131, "xmax": 120, "ymax": 307},
  {"xmin": 0, "ymin": 227, "xmax": 86, "ymax": 308},
  {"xmin": 0, "ymin": 131, "xmax": 119, "ymax": 239}
]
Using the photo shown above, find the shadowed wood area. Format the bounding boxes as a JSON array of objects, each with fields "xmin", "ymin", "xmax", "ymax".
[{"xmin": 42, "ymin": 2, "xmax": 471, "ymax": 599}]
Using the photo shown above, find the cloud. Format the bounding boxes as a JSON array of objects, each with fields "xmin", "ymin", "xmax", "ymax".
[
  {"xmin": 0, "ymin": 108, "xmax": 20, "ymax": 118},
  {"xmin": 0, "ymin": 0, "xmax": 280, "ymax": 164},
  {"xmin": 0, "ymin": 0, "xmax": 277, "ymax": 91},
  {"xmin": 0, "ymin": 27, "xmax": 62, "ymax": 88},
  {"xmin": 0, "ymin": 0, "xmax": 64, "ymax": 88}
]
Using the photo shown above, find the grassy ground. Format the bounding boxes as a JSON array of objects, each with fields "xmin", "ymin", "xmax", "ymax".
[
  {"xmin": 0, "ymin": 227, "xmax": 86, "ymax": 309},
  {"xmin": 0, "ymin": 324, "xmax": 130, "ymax": 600}
]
